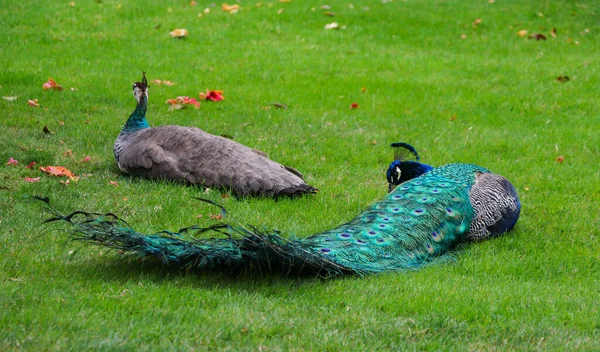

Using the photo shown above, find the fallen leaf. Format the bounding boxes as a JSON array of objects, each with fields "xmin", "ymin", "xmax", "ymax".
[
  {"xmin": 460, "ymin": 34, "xmax": 467, "ymax": 39},
  {"xmin": 26, "ymin": 161, "xmax": 36, "ymax": 169},
  {"xmin": 199, "ymin": 89, "xmax": 224, "ymax": 102},
  {"xmin": 209, "ymin": 213, "xmax": 223, "ymax": 220},
  {"xmin": 69, "ymin": 2, "xmax": 75, "ymax": 6},
  {"xmin": 42, "ymin": 78, "xmax": 63, "ymax": 91},
  {"xmin": 2, "ymin": 96, "xmax": 17, "ymax": 102},
  {"xmin": 109, "ymin": 180, "xmax": 118, "ymax": 187},
  {"xmin": 556, "ymin": 156, "xmax": 565, "ymax": 163},
  {"xmin": 82, "ymin": 156, "xmax": 91, "ymax": 162},
  {"xmin": 166, "ymin": 96, "xmax": 201, "ymax": 109},
  {"xmin": 277, "ymin": 8, "xmax": 284, "ymax": 14},
  {"xmin": 550, "ymin": 28, "xmax": 557, "ymax": 38},
  {"xmin": 169, "ymin": 29, "xmax": 188, "ymax": 38},
  {"xmin": 361, "ymin": 87, "xmax": 367, "ymax": 93},
  {"xmin": 320, "ymin": 5, "xmax": 331, "ymax": 10},
  {"xmin": 57, "ymin": 121, "xmax": 65, "ymax": 126},
  {"xmin": 42, "ymin": 126, "xmax": 54, "ymax": 134},
  {"xmin": 25, "ymin": 177, "xmax": 41, "ymax": 183},
  {"xmin": 350, "ymin": 102, "xmax": 359, "ymax": 109},
  {"xmin": 40, "ymin": 165, "xmax": 78, "ymax": 180},
  {"xmin": 472, "ymin": 18, "xmax": 482, "ymax": 29},
  {"xmin": 63, "ymin": 150, "xmax": 73, "ymax": 157},
  {"xmin": 270, "ymin": 102, "xmax": 288, "ymax": 109},
  {"xmin": 81, "ymin": 173, "xmax": 93, "ymax": 177},
  {"xmin": 517, "ymin": 30, "xmax": 528, "ymax": 37},
  {"xmin": 529, "ymin": 33, "xmax": 547, "ymax": 41},
  {"xmin": 370, "ymin": 139, "xmax": 377, "ymax": 145},
  {"xmin": 28, "ymin": 99, "xmax": 40, "ymax": 107},
  {"xmin": 221, "ymin": 193, "xmax": 230, "ymax": 199},
  {"xmin": 325, "ymin": 22, "xmax": 339, "ymax": 30},
  {"xmin": 152, "ymin": 79, "xmax": 176, "ymax": 86},
  {"xmin": 556, "ymin": 76, "xmax": 570, "ymax": 83},
  {"xmin": 59, "ymin": 179, "xmax": 70, "ymax": 186},
  {"xmin": 222, "ymin": 3, "xmax": 240, "ymax": 12},
  {"xmin": 325, "ymin": 11, "xmax": 335, "ymax": 17},
  {"xmin": 220, "ymin": 134, "xmax": 234, "ymax": 139},
  {"xmin": 190, "ymin": 1, "xmax": 198, "ymax": 5},
  {"xmin": 450, "ymin": 115, "xmax": 457, "ymax": 121},
  {"xmin": 6, "ymin": 158, "xmax": 18, "ymax": 166}
]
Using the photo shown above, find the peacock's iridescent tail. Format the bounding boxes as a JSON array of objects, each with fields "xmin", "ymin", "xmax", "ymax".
[{"xmin": 41, "ymin": 161, "xmax": 520, "ymax": 277}]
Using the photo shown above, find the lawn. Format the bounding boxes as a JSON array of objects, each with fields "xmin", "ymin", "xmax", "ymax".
[{"xmin": 1, "ymin": 0, "xmax": 599, "ymax": 350}]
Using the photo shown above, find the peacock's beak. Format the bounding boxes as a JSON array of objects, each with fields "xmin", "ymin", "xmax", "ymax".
[{"xmin": 388, "ymin": 183, "xmax": 395, "ymax": 193}]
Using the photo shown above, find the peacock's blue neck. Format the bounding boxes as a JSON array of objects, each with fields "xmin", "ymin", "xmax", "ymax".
[
  {"xmin": 123, "ymin": 95, "xmax": 150, "ymax": 132},
  {"xmin": 401, "ymin": 161, "xmax": 434, "ymax": 181}
]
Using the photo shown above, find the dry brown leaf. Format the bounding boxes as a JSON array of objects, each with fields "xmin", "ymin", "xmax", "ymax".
[
  {"xmin": 517, "ymin": 30, "xmax": 528, "ymax": 37},
  {"xmin": 529, "ymin": 33, "xmax": 547, "ymax": 41},
  {"xmin": 556, "ymin": 76, "xmax": 570, "ymax": 83},
  {"xmin": 43, "ymin": 126, "xmax": 54, "ymax": 134},
  {"xmin": 550, "ymin": 28, "xmax": 557, "ymax": 38}
]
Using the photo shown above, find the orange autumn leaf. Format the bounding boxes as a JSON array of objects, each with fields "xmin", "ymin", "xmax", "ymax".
[
  {"xmin": 28, "ymin": 99, "xmax": 40, "ymax": 107},
  {"xmin": 39, "ymin": 165, "xmax": 79, "ymax": 180},
  {"xmin": 170, "ymin": 29, "xmax": 188, "ymax": 38},
  {"xmin": 43, "ymin": 78, "xmax": 63, "ymax": 91},
  {"xmin": 166, "ymin": 96, "xmax": 201, "ymax": 109},
  {"xmin": 109, "ymin": 180, "xmax": 118, "ymax": 187},
  {"xmin": 222, "ymin": 3, "xmax": 240, "ymax": 12}
]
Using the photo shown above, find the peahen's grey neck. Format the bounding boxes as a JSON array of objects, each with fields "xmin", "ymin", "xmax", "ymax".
[{"xmin": 114, "ymin": 95, "xmax": 150, "ymax": 162}]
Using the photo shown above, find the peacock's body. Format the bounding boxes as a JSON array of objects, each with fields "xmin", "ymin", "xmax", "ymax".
[
  {"xmin": 45, "ymin": 144, "xmax": 520, "ymax": 277},
  {"xmin": 113, "ymin": 73, "xmax": 317, "ymax": 197}
]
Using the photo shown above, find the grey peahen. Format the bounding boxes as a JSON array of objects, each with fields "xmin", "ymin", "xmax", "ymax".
[
  {"xmin": 44, "ymin": 143, "xmax": 521, "ymax": 277},
  {"xmin": 113, "ymin": 73, "xmax": 317, "ymax": 197}
]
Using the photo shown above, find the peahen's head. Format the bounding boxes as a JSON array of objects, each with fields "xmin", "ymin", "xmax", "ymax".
[
  {"xmin": 386, "ymin": 142, "xmax": 433, "ymax": 193},
  {"xmin": 132, "ymin": 71, "xmax": 149, "ymax": 103}
]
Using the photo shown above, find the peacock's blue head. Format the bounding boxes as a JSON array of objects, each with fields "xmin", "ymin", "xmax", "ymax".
[
  {"xmin": 132, "ymin": 72, "xmax": 149, "ymax": 104},
  {"xmin": 386, "ymin": 143, "xmax": 433, "ymax": 192}
]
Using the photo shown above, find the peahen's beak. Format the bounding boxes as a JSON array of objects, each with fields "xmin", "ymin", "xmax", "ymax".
[{"xmin": 388, "ymin": 183, "xmax": 396, "ymax": 193}]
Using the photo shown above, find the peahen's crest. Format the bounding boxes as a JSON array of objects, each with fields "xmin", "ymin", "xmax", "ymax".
[{"xmin": 42, "ymin": 143, "xmax": 521, "ymax": 278}]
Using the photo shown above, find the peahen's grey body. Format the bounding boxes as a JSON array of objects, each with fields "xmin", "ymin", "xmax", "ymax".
[{"xmin": 113, "ymin": 73, "xmax": 317, "ymax": 197}]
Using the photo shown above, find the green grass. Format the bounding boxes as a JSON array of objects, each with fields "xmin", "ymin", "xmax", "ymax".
[{"xmin": 1, "ymin": 0, "xmax": 599, "ymax": 350}]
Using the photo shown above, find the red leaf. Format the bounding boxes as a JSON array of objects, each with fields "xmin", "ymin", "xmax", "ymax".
[
  {"xmin": 26, "ymin": 161, "xmax": 37, "ymax": 169},
  {"xmin": 199, "ymin": 89, "xmax": 224, "ymax": 102},
  {"xmin": 6, "ymin": 158, "xmax": 18, "ymax": 166},
  {"xmin": 43, "ymin": 78, "xmax": 63, "ymax": 91},
  {"xmin": 350, "ymin": 102, "xmax": 359, "ymax": 109}
]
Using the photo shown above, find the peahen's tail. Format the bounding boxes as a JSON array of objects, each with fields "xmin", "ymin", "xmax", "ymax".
[{"xmin": 42, "ymin": 198, "xmax": 350, "ymax": 277}]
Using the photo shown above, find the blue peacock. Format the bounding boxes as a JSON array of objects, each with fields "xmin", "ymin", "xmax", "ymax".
[{"xmin": 43, "ymin": 143, "xmax": 521, "ymax": 277}]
